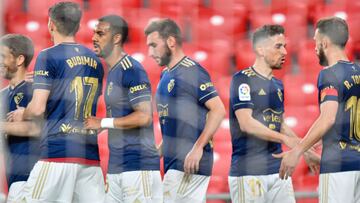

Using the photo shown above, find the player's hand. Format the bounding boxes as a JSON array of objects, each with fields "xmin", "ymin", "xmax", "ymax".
[
  {"xmin": 11, "ymin": 106, "xmax": 25, "ymax": 122},
  {"xmin": 84, "ymin": 116, "xmax": 101, "ymax": 130},
  {"xmin": 25, "ymin": 71, "xmax": 34, "ymax": 83},
  {"xmin": 303, "ymin": 148, "xmax": 320, "ymax": 174},
  {"xmin": 272, "ymin": 147, "xmax": 302, "ymax": 180},
  {"xmin": 184, "ymin": 146, "xmax": 203, "ymax": 174},
  {"xmin": 283, "ymin": 135, "xmax": 300, "ymax": 148}
]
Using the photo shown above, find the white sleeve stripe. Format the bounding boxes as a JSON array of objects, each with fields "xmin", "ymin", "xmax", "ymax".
[
  {"xmin": 199, "ymin": 90, "xmax": 217, "ymax": 101},
  {"xmin": 233, "ymin": 102, "xmax": 254, "ymax": 107},
  {"xmin": 130, "ymin": 95, "xmax": 151, "ymax": 102}
]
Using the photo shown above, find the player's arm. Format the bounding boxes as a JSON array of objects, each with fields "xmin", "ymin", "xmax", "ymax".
[
  {"xmin": 84, "ymin": 101, "xmax": 152, "ymax": 130},
  {"xmin": 11, "ymin": 89, "xmax": 49, "ymax": 121},
  {"xmin": 281, "ymin": 120, "xmax": 321, "ymax": 173},
  {"xmin": 184, "ymin": 96, "xmax": 226, "ymax": 174},
  {"xmin": 274, "ymin": 100, "xmax": 337, "ymax": 179},
  {"xmin": 236, "ymin": 109, "xmax": 297, "ymax": 148},
  {"xmin": 0, "ymin": 121, "xmax": 41, "ymax": 137}
]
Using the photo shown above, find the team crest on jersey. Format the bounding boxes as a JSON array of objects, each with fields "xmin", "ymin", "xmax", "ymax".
[
  {"xmin": 277, "ymin": 88, "xmax": 283, "ymax": 102},
  {"xmin": 238, "ymin": 83, "xmax": 251, "ymax": 101},
  {"xmin": 168, "ymin": 79, "xmax": 175, "ymax": 92},
  {"xmin": 107, "ymin": 82, "xmax": 113, "ymax": 95},
  {"xmin": 14, "ymin": 92, "xmax": 24, "ymax": 105}
]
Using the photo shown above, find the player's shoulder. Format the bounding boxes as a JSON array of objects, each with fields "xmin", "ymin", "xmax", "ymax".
[
  {"xmin": 233, "ymin": 67, "xmax": 255, "ymax": 80},
  {"xmin": 117, "ymin": 54, "xmax": 145, "ymax": 71},
  {"xmin": 178, "ymin": 57, "xmax": 210, "ymax": 75}
]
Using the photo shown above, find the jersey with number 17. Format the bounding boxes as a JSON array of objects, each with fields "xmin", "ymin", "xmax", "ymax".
[{"xmin": 33, "ymin": 42, "xmax": 104, "ymax": 162}]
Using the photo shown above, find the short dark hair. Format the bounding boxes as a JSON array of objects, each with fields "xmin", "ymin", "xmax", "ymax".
[
  {"xmin": 144, "ymin": 18, "xmax": 182, "ymax": 45},
  {"xmin": 252, "ymin": 24, "xmax": 285, "ymax": 48},
  {"xmin": 98, "ymin": 15, "xmax": 128, "ymax": 44},
  {"xmin": 316, "ymin": 16, "xmax": 348, "ymax": 48},
  {"xmin": 0, "ymin": 34, "xmax": 34, "ymax": 68},
  {"xmin": 48, "ymin": 1, "xmax": 82, "ymax": 36}
]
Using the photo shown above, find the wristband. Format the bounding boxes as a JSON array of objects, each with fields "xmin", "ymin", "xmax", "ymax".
[{"xmin": 101, "ymin": 118, "xmax": 115, "ymax": 129}]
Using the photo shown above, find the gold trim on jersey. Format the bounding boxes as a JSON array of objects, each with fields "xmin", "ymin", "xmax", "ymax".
[
  {"xmin": 120, "ymin": 56, "xmax": 133, "ymax": 70},
  {"xmin": 241, "ymin": 69, "xmax": 256, "ymax": 77},
  {"xmin": 32, "ymin": 162, "xmax": 51, "ymax": 199},
  {"xmin": 180, "ymin": 58, "xmax": 196, "ymax": 68}
]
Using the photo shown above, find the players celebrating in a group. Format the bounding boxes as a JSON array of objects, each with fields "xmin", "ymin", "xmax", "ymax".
[
  {"xmin": 0, "ymin": 34, "xmax": 40, "ymax": 203},
  {"xmin": 145, "ymin": 19, "xmax": 226, "ymax": 203},
  {"xmin": 12, "ymin": 2, "xmax": 105, "ymax": 202},
  {"xmin": 85, "ymin": 15, "xmax": 162, "ymax": 203},
  {"xmin": 276, "ymin": 16, "xmax": 360, "ymax": 203}
]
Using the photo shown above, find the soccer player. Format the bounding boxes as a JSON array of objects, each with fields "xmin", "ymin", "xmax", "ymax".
[
  {"xmin": 12, "ymin": 2, "xmax": 105, "ymax": 202},
  {"xmin": 145, "ymin": 18, "xmax": 226, "ymax": 203},
  {"xmin": 275, "ymin": 17, "xmax": 360, "ymax": 202},
  {"xmin": 84, "ymin": 15, "xmax": 162, "ymax": 203},
  {"xmin": 229, "ymin": 24, "xmax": 319, "ymax": 203},
  {"xmin": 0, "ymin": 34, "xmax": 40, "ymax": 203}
]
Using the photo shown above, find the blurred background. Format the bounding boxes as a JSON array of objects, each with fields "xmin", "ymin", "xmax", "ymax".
[{"xmin": 1, "ymin": 0, "xmax": 360, "ymax": 202}]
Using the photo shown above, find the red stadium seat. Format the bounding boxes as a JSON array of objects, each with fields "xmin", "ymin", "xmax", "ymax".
[
  {"xmin": 209, "ymin": 142, "xmax": 232, "ymax": 194},
  {"xmin": 283, "ymin": 73, "xmax": 319, "ymax": 107},
  {"xmin": 235, "ymin": 40, "xmax": 256, "ymax": 70},
  {"xmin": 5, "ymin": 13, "xmax": 51, "ymax": 47},
  {"xmin": 85, "ymin": 0, "xmax": 142, "ymax": 11},
  {"xmin": 189, "ymin": 8, "xmax": 248, "ymax": 43},
  {"xmin": 297, "ymin": 40, "xmax": 323, "ymax": 75},
  {"xmin": 284, "ymin": 105, "xmax": 319, "ymax": 137}
]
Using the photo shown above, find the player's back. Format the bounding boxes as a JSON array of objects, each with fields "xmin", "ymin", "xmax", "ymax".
[
  {"xmin": 318, "ymin": 61, "xmax": 360, "ymax": 173},
  {"xmin": 33, "ymin": 42, "xmax": 104, "ymax": 162}
]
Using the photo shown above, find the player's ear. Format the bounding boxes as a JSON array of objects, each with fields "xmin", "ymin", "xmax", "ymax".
[
  {"xmin": 166, "ymin": 36, "xmax": 176, "ymax": 49},
  {"xmin": 255, "ymin": 45, "xmax": 264, "ymax": 57},
  {"xmin": 322, "ymin": 37, "xmax": 330, "ymax": 49},
  {"xmin": 48, "ymin": 19, "xmax": 55, "ymax": 32},
  {"xmin": 16, "ymin": 55, "xmax": 25, "ymax": 67},
  {"xmin": 113, "ymin": 33, "xmax": 122, "ymax": 45}
]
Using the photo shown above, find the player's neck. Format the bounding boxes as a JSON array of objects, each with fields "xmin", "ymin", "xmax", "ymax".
[
  {"xmin": 106, "ymin": 47, "xmax": 126, "ymax": 70},
  {"xmin": 252, "ymin": 60, "xmax": 273, "ymax": 79},
  {"xmin": 9, "ymin": 68, "xmax": 26, "ymax": 88},
  {"xmin": 52, "ymin": 34, "xmax": 76, "ymax": 45},
  {"xmin": 326, "ymin": 48, "xmax": 349, "ymax": 67},
  {"xmin": 167, "ymin": 49, "xmax": 185, "ymax": 70}
]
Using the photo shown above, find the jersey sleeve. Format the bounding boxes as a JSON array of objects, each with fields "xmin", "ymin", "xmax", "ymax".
[
  {"xmin": 182, "ymin": 67, "xmax": 218, "ymax": 105},
  {"xmin": 122, "ymin": 66, "xmax": 152, "ymax": 106},
  {"xmin": 230, "ymin": 74, "xmax": 254, "ymax": 111},
  {"xmin": 32, "ymin": 51, "xmax": 56, "ymax": 90},
  {"xmin": 317, "ymin": 69, "xmax": 339, "ymax": 104}
]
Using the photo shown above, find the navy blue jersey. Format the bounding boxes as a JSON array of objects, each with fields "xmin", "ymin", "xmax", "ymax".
[
  {"xmin": 156, "ymin": 57, "xmax": 218, "ymax": 176},
  {"xmin": 317, "ymin": 61, "xmax": 360, "ymax": 173},
  {"xmin": 105, "ymin": 55, "xmax": 160, "ymax": 173},
  {"xmin": 229, "ymin": 67, "xmax": 284, "ymax": 176},
  {"xmin": 33, "ymin": 43, "xmax": 103, "ymax": 162},
  {"xmin": 0, "ymin": 81, "xmax": 40, "ymax": 187}
]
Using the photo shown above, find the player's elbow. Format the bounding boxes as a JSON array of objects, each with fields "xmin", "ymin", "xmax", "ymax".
[
  {"xmin": 239, "ymin": 124, "xmax": 250, "ymax": 133},
  {"xmin": 140, "ymin": 114, "xmax": 153, "ymax": 127}
]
